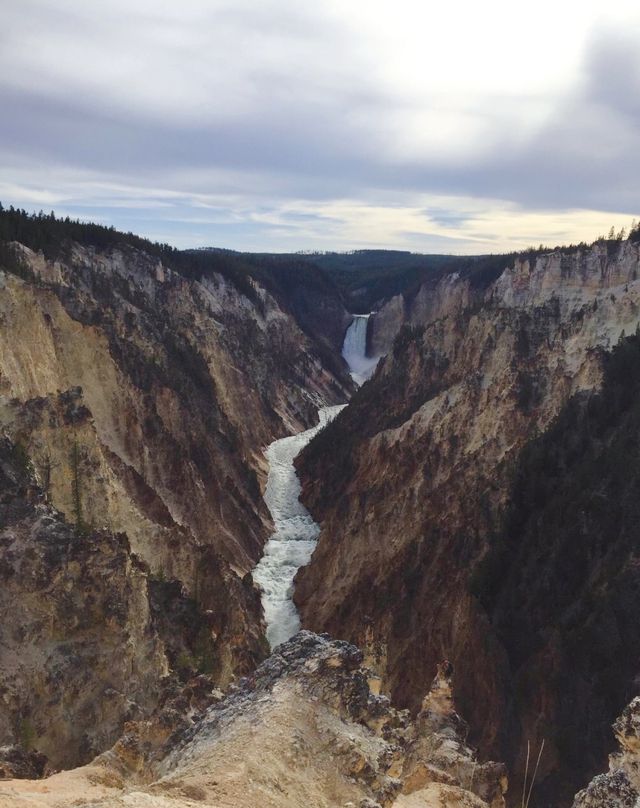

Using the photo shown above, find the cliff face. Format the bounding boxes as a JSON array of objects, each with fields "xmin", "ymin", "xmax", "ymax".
[
  {"xmin": 0, "ymin": 239, "xmax": 350, "ymax": 769},
  {"xmin": 469, "ymin": 333, "xmax": 640, "ymax": 805},
  {"xmin": 0, "ymin": 243, "xmax": 350, "ymax": 577},
  {"xmin": 367, "ymin": 253, "xmax": 513, "ymax": 357},
  {"xmin": 1, "ymin": 632, "xmax": 507, "ymax": 808},
  {"xmin": 0, "ymin": 434, "xmax": 254, "ymax": 769},
  {"xmin": 295, "ymin": 239, "xmax": 640, "ymax": 802},
  {"xmin": 368, "ymin": 273, "xmax": 476, "ymax": 357},
  {"xmin": 243, "ymin": 256, "xmax": 353, "ymax": 359}
]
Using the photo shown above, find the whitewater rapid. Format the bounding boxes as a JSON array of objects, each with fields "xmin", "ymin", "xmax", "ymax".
[
  {"xmin": 342, "ymin": 313, "xmax": 380, "ymax": 385},
  {"xmin": 253, "ymin": 404, "xmax": 345, "ymax": 649}
]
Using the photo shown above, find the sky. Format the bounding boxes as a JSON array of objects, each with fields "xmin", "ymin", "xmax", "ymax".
[{"xmin": 1, "ymin": 0, "xmax": 639, "ymax": 253}]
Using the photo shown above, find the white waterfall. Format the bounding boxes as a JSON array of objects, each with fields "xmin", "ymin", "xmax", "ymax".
[
  {"xmin": 253, "ymin": 404, "xmax": 345, "ymax": 650},
  {"xmin": 342, "ymin": 313, "xmax": 379, "ymax": 385}
]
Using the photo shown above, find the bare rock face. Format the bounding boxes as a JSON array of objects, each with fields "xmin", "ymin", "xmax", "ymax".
[
  {"xmin": 399, "ymin": 661, "xmax": 507, "ymax": 808},
  {"xmin": 369, "ymin": 273, "xmax": 475, "ymax": 357},
  {"xmin": 295, "ymin": 239, "xmax": 640, "ymax": 801},
  {"xmin": 0, "ymin": 426, "xmax": 265, "ymax": 770},
  {"xmin": 573, "ymin": 698, "xmax": 640, "ymax": 807},
  {"xmin": 0, "ymin": 243, "xmax": 350, "ymax": 579},
  {"xmin": 0, "ymin": 240, "xmax": 351, "ymax": 768},
  {"xmin": 0, "ymin": 434, "xmax": 164, "ymax": 767},
  {"xmin": 0, "ymin": 632, "xmax": 507, "ymax": 808}
]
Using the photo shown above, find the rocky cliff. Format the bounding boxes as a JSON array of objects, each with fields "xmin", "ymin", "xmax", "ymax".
[
  {"xmin": 573, "ymin": 697, "xmax": 640, "ymax": 808},
  {"xmin": 295, "ymin": 238, "xmax": 640, "ymax": 804},
  {"xmin": 367, "ymin": 253, "xmax": 513, "ymax": 357},
  {"xmin": 0, "ymin": 433, "xmax": 258, "ymax": 769},
  {"xmin": 0, "ymin": 632, "xmax": 507, "ymax": 808},
  {"xmin": 0, "ymin": 228, "xmax": 351, "ymax": 769},
  {"xmin": 368, "ymin": 272, "xmax": 476, "ymax": 357},
  {"xmin": 0, "ymin": 241, "xmax": 351, "ymax": 575},
  {"xmin": 4, "ymin": 214, "xmax": 640, "ymax": 804}
]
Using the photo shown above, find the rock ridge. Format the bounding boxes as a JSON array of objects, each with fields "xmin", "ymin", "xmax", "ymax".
[{"xmin": 1, "ymin": 631, "xmax": 508, "ymax": 808}]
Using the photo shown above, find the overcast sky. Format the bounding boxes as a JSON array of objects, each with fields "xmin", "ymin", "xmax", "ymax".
[{"xmin": 1, "ymin": 0, "xmax": 639, "ymax": 253}]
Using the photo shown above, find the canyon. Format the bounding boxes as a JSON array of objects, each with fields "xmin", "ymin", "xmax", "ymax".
[
  {"xmin": 0, "ymin": 225, "xmax": 352, "ymax": 769},
  {"xmin": 2, "ymin": 210, "xmax": 640, "ymax": 807}
]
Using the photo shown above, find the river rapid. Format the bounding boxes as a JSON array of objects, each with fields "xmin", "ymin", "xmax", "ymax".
[{"xmin": 254, "ymin": 313, "xmax": 378, "ymax": 649}]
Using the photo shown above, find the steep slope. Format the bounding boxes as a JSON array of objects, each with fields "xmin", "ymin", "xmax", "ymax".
[
  {"xmin": 470, "ymin": 334, "xmax": 640, "ymax": 805},
  {"xmin": 367, "ymin": 253, "xmax": 517, "ymax": 355},
  {"xmin": 0, "ymin": 241, "xmax": 350, "ymax": 576},
  {"xmin": 0, "ymin": 434, "xmax": 262, "ymax": 770},
  {"xmin": 235, "ymin": 253, "xmax": 354, "ymax": 360},
  {"xmin": 0, "ymin": 632, "xmax": 507, "ymax": 808},
  {"xmin": 295, "ymin": 238, "xmax": 640, "ymax": 802},
  {"xmin": 0, "ymin": 216, "xmax": 351, "ymax": 768}
]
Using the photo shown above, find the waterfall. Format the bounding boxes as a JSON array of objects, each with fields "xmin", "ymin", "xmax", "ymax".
[
  {"xmin": 254, "ymin": 313, "xmax": 380, "ymax": 649},
  {"xmin": 253, "ymin": 404, "xmax": 345, "ymax": 650},
  {"xmin": 342, "ymin": 313, "xmax": 379, "ymax": 386}
]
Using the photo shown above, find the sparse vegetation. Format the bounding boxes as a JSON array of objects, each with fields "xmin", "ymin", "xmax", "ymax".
[
  {"xmin": 11, "ymin": 439, "xmax": 33, "ymax": 477},
  {"xmin": 470, "ymin": 331, "xmax": 640, "ymax": 802},
  {"xmin": 18, "ymin": 717, "xmax": 37, "ymax": 751},
  {"xmin": 70, "ymin": 438, "xmax": 88, "ymax": 535}
]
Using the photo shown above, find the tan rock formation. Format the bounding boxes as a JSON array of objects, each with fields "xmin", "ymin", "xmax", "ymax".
[
  {"xmin": 0, "ymin": 633, "xmax": 506, "ymax": 808},
  {"xmin": 369, "ymin": 272, "xmax": 474, "ymax": 357},
  {"xmin": 0, "ymin": 243, "xmax": 350, "ymax": 580},
  {"xmin": 0, "ymin": 434, "xmax": 169, "ymax": 768},
  {"xmin": 0, "ymin": 240, "xmax": 351, "ymax": 769}
]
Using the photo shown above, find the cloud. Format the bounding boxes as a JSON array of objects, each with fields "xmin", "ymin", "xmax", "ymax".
[{"xmin": 0, "ymin": 1, "xmax": 639, "ymax": 251}]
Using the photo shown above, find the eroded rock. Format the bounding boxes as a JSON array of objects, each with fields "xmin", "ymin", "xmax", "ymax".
[
  {"xmin": 0, "ymin": 633, "xmax": 507, "ymax": 808},
  {"xmin": 573, "ymin": 697, "xmax": 640, "ymax": 807}
]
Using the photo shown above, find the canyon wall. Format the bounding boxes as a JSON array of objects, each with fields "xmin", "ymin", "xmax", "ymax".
[
  {"xmin": 0, "ymin": 238, "xmax": 351, "ymax": 768},
  {"xmin": 367, "ymin": 253, "xmax": 511, "ymax": 357},
  {"xmin": 368, "ymin": 272, "xmax": 476, "ymax": 357},
  {"xmin": 0, "ymin": 243, "xmax": 351, "ymax": 576},
  {"xmin": 296, "ymin": 238, "xmax": 640, "ymax": 803},
  {"xmin": 0, "ymin": 433, "xmax": 264, "ymax": 769}
]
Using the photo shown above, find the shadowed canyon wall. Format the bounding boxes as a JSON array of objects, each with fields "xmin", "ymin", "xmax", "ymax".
[{"xmin": 295, "ymin": 238, "xmax": 640, "ymax": 804}]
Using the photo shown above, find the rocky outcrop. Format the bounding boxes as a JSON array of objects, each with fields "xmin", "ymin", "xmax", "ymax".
[
  {"xmin": 0, "ymin": 632, "xmax": 507, "ymax": 808},
  {"xmin": 369, "ymin": 273, "xmax": 476, "ymax": 356},
  {"xmin": 295, "ymin": 239, "xmax": 640, "ymax": 802},
  {"xmin": 573, "ymin": 698, "xmax": 640, "ymax": 807},
  {"xmin": 399, "ymin": 661, "xmax": 507, "ymax": 808},
  {"xmin": 0, "ymin": 748, "xmax": 49, "ymax": 780},
  {"xmin": 0, "ymin": 434, "xmax": 160, "ymax": 767}
]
